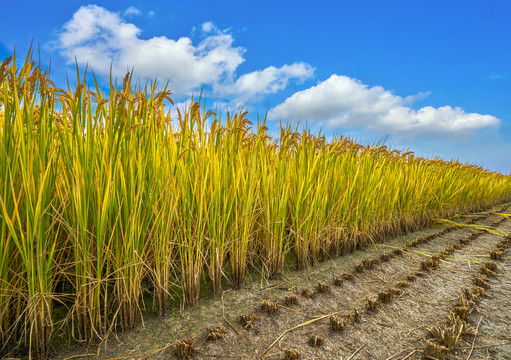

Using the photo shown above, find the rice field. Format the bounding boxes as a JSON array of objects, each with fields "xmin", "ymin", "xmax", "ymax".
[{"xmin": 1, "ymin": 53, "xmax": 510, "ymax": 359}]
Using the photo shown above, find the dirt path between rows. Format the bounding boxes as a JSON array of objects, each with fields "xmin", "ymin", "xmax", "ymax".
[{"xmin": 53, "ymin": 204, "xmax": 511, "ymax": 360}]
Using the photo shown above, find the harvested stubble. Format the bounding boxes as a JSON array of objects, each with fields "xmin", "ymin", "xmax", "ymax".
[
  {"xmin": 367, "ymin": 297, "xmax": 379, "ymax": 312},
  {"xmin": 441, "ymin": 247, "xmax": 454, "ymax": 256},
  {"xmin": 1, "ymin": 51, "xmax": 511, "ymax": 358},
  {"xmin": 421, "ymin": 259, "xmax": 439, "ymax": 271},
  {"xmin": 317, "ymin": 282, "xmax": 331, "ymax": 293},
  {"xmin": 329, "ymin": 314, "xmax": 346, "ymax": 331},
  {"xmin": 261, "ymin": 300, "xmax": 279, "ymax": 315},
  {"xmin": 490, "ymin": 250, "xmax": 504, "ymax": 260},
  {"xmin": 207, "ymin": 326, "xmax": 227, "ymax": 341},
  {"xmin": 284, "ymin": 294, "xmax": 300, "ymax": 306},
  {"xmin": 302, "ymin": 289, "xmax": 315, "ymax": 298},
  {"xmin": 333, "ymin": 277, "xmax": 344, "ymax": 286},
  {"xmin": 424, "ymin": 339, "xmax": 448, "ymax": 359},
  {"xmin": 428, "ymin": 325, "xmax": 459, "ymax": 349},
  {"xmin": 397, "ymin": 281, "xmax": 409, "ymax": 288},
  {"xmin": 363, "ymin": 258, "xmax": 379, "ymax": 269},
  {"xmin": 468, "ymin": 285, "xmax": 486, "ymax": 299},
  {"xmin": 343, "ymin": 272, "xmax": 354, "ymax": 280},
  {"xmin": 377, "ymin": 290, "xmax": 393, "ymax": 303},
  {"xmin": 453, "ymin": 298, "xmax": 473, "ymax": 320},
  {"xmin": 480, "ymin": 265, "xmax": 496, "ymax": 277},
  {"xmin": 472, "ymin": 274, "xmax": 489, "ymax": 288},
  {"xmin": 284, "ymin": 348, "xmax": 300, "ymax": 360},
  {"xmin": 308, "ymin": 334, "xmax": 324, "ymax": 347},
  {"xmin": 350, "ymin": 309, "xmax": 361, "ymax": 323},
  {"xmin": 175, "ymin": 337, "xmax": 195, "ymax": 359},
  {"xmin": 240, "ymin": 313, "xmax": 256, "ymax": 328},
  {"xmin": 484, "ymin": 261, "xmax": 498, "ymax": 271},
  {"xmin": 453, "ymin": 305, "xmax": 471, "ymax": 321},
  {"xmin": 459, "ymin": 237, "xmax": 470, "ymax": 245},
  {"xmin": 390, "ymin": 288, "xmax": 402, "ymax": 296},
  {"xmin": 379, "ymin": 253, "xmax": 391, "ymax": 262},
  {"xmin": 450, "ymin": 316, "xmax": 476, "ymax": 336}
]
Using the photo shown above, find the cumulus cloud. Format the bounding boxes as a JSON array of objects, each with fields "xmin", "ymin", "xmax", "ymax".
[
  {"xmin": 268, "ymin": 75, "xmax": 500, "ymax": 138},
  {"xmin": 52, "ymin": 5, "xmax": 312, "ymax": 100},
  {"xmin": 216, "ymin": 63, "xmax": 315, "ymax": 104}
]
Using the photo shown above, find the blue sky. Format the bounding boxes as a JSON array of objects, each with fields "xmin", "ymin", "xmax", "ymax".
[{"xmin": 1, "ymin": 0, "xmax": 510, "ymax": 173}]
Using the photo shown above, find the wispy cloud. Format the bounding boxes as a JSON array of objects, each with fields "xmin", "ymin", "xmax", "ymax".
[
  {"xmin": 123, "ymin": 6, "xmax": 141, "ymax": 17},
  {"xmin": 269, "ymin": 75, "xmax": 500, "ymax": 139},
  {"xmin": 51, "ymin": 5, "xmax": 312, "ymax": 100},
  {"xmin": 489, "ymin": 73, "xmax": 510, "ymax": 80}
]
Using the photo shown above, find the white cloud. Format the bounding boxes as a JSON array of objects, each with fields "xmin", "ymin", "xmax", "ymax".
[
  {"xmin": 201, "ymin": 21, "xmax": 217, "ymax": 33},
  {"xmin": 216, "ymin": 63, "xmax": 314, "ymax": 104},
  {"xmin": 54, "ymin": 5, "xmax": 243, "ymax": 95},
  {"xmin": 52, "ymin": 5, "xmax": 311, "ymax": 100},
  {"xmin": 268, "ymin": 75, "xmax": 500, "ymax": 138},
  {"xmin": 123, "ymin": 6, "xmax": 141, "ymax": 17}
]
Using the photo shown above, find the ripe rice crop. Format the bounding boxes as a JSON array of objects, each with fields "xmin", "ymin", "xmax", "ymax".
[{"xmin": 1, "ymin": 52, "xmax": 511, "ymax": 358}]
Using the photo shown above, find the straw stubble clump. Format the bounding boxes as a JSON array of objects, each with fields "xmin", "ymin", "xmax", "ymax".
[{"xmin": 1, "ymin": 51, "xmax": 511, "ymax": 357}]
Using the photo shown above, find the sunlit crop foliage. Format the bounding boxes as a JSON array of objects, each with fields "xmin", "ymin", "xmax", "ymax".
[{"xmin": 1, "ymin": 52, "xmax": 510, "ymax": 358}]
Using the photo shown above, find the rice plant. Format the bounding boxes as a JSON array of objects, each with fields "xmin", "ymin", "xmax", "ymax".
[{"xmin": 1, "ymin": 51, "xmax": 511, "ymax": 358}]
